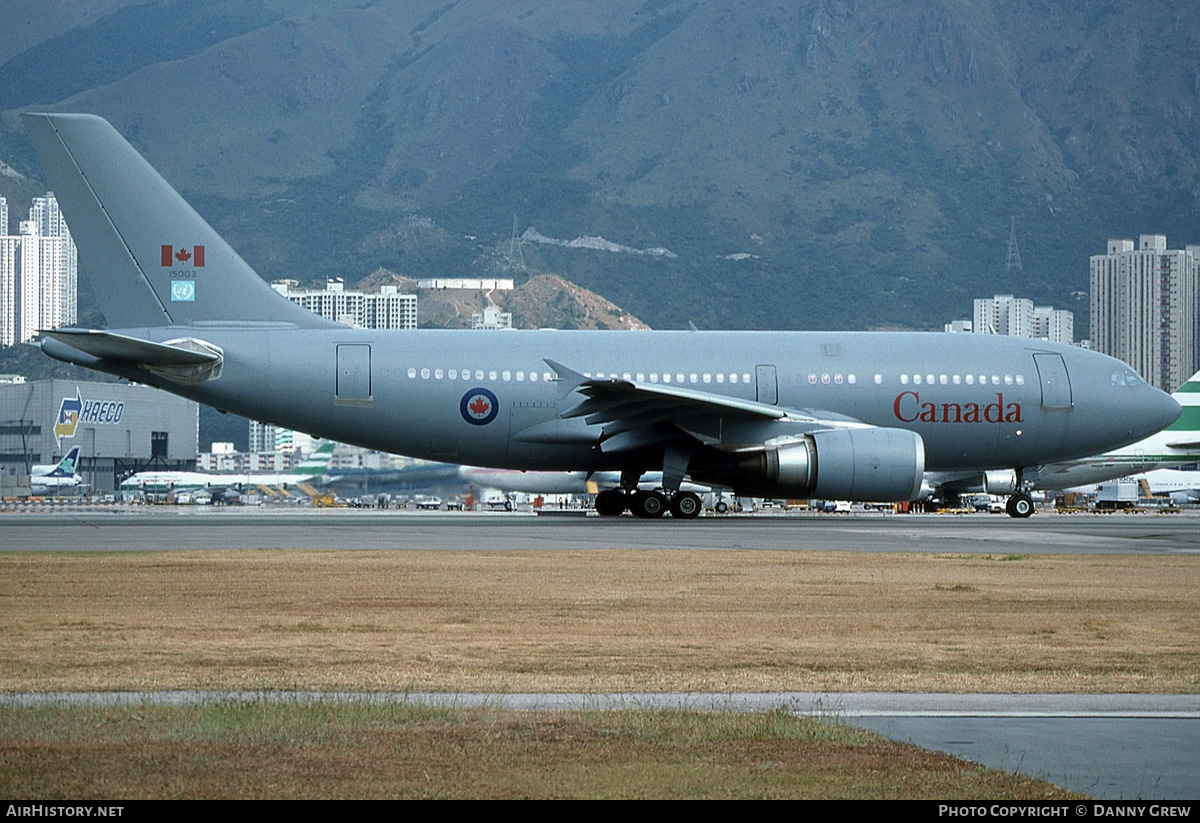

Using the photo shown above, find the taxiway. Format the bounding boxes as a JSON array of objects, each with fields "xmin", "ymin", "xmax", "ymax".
[{"xmin": 4, "ymin": 509, "xmax": 1200, "ymax": 553}]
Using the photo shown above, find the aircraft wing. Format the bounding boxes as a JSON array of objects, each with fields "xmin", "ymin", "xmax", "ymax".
[{"xmin": 544, "ymin": 359, "xmax": 868, "ymax": 454}]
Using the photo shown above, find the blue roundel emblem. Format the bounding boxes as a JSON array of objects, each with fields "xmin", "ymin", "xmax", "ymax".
[{"xmin": 460, "ymin": 387, "xmax": 499, "ymax": 426}]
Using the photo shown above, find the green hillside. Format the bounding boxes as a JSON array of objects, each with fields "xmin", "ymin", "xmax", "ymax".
[{"xmin": 1, "ymin": 0, "xmax": 1197, "ymax": 332}]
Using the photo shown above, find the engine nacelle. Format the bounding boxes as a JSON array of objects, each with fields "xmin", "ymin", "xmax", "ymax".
[
  {"xmin": 983, "ymin": 469, "xmax": 1018, "ymax": 496},
  {"xmin": 733, "ymin": 427, "xmax": 926, "ymax": 502}
]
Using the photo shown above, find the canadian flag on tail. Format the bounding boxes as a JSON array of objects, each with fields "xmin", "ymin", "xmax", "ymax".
[{"xmin": 161, "ymin": 245, "xmax": 205, "ymax": 267}]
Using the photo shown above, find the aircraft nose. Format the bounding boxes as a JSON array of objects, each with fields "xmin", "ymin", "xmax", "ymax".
[
  {"xmin": 1148, "ymin": 386, "xmax": 1182, "ymax": 433},
  {"xmin": 1106, "ymin": 382, "xmax": 1183, "ymax": 447}
]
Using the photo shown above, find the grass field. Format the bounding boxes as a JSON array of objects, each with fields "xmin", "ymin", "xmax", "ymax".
[
  {"xmin": 1, "ymin": 550, "xmax": 1196, "ymax": 693},
  {"xmin": 1, "ymin": 548, "xmax": 1194, "ymax": 798}
]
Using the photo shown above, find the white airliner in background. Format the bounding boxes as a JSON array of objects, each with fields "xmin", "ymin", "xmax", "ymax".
[
  {"xmin": 120, "ymin": 441, "xmax": 335, "ymax": 493},
  {"xmin": 29, "ymin": 446, "xmax": 83, "ymax": 495},
  {"xmin": 458, "ymin": 466, "xmax": 711, "ymax": 496},
  {"xmin": 1127, "ymin": 468, "xmax": 1200, "ymax": 504}
]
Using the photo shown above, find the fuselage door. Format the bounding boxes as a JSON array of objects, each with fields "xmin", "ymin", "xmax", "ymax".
[
  {"xmin": 756, "ymin": 364, "xmax": 778, "ymax": 405},
  {"xmin": 1033, "ymin": 353, "xmax": 1072, "ymax": 410},
  {"xmin": 335, "ymin": 344, "xmax": 372, "ymax": 405}
]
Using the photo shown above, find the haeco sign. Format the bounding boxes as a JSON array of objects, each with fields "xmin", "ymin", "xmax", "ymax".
[{"xmin": 53, "ymin": 388, "xmax": 125, "ymax": 446}]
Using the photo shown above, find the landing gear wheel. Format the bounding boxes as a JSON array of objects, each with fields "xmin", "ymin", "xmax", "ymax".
[
  {"xmin": 669, "ymin": 491, "xmax": 703, "ymax": 519},
  {"xmin": 630, "ymin": 490, "xmax": 667, "ymax": 518},
  {"xmin": 1006, "ymin": 493, "xmax": 1035, "ymax": 518},
  {"xmin": 594, "ymin": 489, "xmax": 628, "ymax": 517},
  {"xmin": 714, "ymin": 500, "xmax": 729, "ymax": 514}
]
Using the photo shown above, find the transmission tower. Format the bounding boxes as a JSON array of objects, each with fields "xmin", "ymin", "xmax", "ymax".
[
  {"xmin": 1005, "ymin": 216, "xmax": 1023, "ymax": 276},
  {"xmin": 508, "ymin": 213, "xmax": 526, "ymax": 272}
]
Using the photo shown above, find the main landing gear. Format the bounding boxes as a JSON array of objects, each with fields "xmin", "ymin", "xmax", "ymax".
[
  {"xmin": 1005, "ymin": 492, "xmax": 1035, "ymax": 518},
  {"xmin": 597, "ymin": 450, "xmax": 703, "ymax": 520},
  {"xmin": 1002, "ymin": 467, "xmax": 1036, "ymax": 518},
  {"xmin": 593, "ymin": 488, "xmax": 703, "ymax": 519}
]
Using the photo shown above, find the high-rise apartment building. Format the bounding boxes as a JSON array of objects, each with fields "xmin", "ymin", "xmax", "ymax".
[
  {"xmin": 248, "ymin": 420, "xmax": 278, "ymax": 453},
  {"xmin": 0, "ymin": 197, "xmax": 15, "ymax": 346},
  {"xmin": 271, "ymin": 279, "xmax": 417, "ymax": 329},
  {"xmin": 0, "ymin": 193, "xmax": 77, "ymax": 345},
  {"xmin": 1030, "ymin": 305, "xmax": 1074, "ymax": 345},
  {"xmin": 968, "ymin": 294, "xmax": 1073, "ymax": 345},
  {"xmin": 974, "ymin": 294, "xmax": 1034, "ymax": 337},
  {"xmin": 1090, "ymin": 235, "xmax": 1200, "ymax": 392}
]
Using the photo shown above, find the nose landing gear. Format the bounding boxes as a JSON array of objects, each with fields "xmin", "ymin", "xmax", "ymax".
[
  {"xmin": 1004, "ymin": 468, "xmax": 1036, "ymax": 517},
  {"xmin": 1006, "ymin": 492, "xmax": 1035, "ymax": 518}
]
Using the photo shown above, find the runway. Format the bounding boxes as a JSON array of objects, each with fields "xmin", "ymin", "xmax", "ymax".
[
  {"xmin": 4, "ymin": 508, "xmax": 1198, "ymax": 798},
  {"xmin": 5, "ymin": 508, "xmax": 1200, "ymax": 553}
]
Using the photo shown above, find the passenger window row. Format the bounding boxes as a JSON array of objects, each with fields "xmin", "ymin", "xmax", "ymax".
[
  {"xmin": 898, "ymin": 374, "xmax": 1026, "ymax": 387},
  {"xmin": 401, "ymin": 369, "xmax": 1028, "ymax": 389}
]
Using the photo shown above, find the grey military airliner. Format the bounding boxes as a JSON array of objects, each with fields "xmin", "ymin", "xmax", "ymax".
[{"xmin": 23, "ymin": 113, "xmax": 1181, "ymax": 519}]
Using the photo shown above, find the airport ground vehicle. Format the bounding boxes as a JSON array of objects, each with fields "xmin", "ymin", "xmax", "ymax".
[{"xmin": 970, "ymin": 495, "xmax": 1006, "ymax": 513}]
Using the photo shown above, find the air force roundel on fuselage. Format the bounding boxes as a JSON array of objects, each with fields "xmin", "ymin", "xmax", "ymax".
[{"xmin": 460, "ymin": 387, "xmax": 499, "ymax": 426}]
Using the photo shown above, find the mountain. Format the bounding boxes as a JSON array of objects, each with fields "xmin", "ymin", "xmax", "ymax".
[
  {"xmin": 360, "ymin": 268, "xmax": 649, "ymax": 330},
  {"xmin": 1, "ymin": 0, "xmax": 1197, "ymax": 332}
]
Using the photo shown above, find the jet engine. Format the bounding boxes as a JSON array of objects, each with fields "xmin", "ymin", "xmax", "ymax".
[
  {"xmin": 728, "ymin": 427, "xmax": 926, "ymax": 502},
  {"xmin": 983, "ymin": 469, "xmax": 1018, "ymax": 496}
]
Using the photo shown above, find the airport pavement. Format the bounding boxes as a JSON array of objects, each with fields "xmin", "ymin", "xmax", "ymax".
[{"xmin": 3, "ymin": 508, "xmax": 1200, "ymax": 553}]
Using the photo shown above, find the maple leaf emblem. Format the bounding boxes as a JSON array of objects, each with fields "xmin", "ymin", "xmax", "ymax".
[
  {"xmin": 175, "ymin": 247, "xmax": 192, "ymax": 263},
  {"xmin": 469, "ymin": 396, "xmax": 491, "ymax": 416}
]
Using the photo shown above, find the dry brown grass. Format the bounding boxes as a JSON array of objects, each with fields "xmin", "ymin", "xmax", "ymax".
[{"xmin": 2, "ymin": 550, "xmax": 1196, "ymax": 693}]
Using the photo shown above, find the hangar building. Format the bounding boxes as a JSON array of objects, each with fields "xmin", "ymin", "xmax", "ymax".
[{"xmin": 0, "ymin": 378, "xmax": 198, "ymax": 493}]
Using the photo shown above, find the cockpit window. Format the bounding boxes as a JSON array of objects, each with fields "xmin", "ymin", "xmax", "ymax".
[{"xmin": 1112, "ymin": 370, "xmax": 1143, "ymax": 386}]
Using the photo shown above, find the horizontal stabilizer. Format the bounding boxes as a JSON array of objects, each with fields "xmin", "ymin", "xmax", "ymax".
[
  {"xmin": 40, "ymin": 329, "xmax": 224, "ymax": 385},
  {"xmin": 41, "ymin": 329, "xmax": 219, "ymax": 365}
]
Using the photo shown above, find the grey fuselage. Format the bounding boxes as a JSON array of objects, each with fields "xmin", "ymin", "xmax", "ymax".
[
  {"xmin": 111, "ymin": 325, "xmax": 1176, "ymax": 475},
  {"xmin": 22, "ymin": 112, "xmax": 1184, "ymax": 507}
]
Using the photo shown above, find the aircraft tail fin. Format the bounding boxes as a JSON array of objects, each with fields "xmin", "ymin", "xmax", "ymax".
[
  {"xmin": 1172, "ymin": 369, "xmax": 1200, "ymax": 397},
  {"xmin": 47, "ymin": 447, "xmax": 81, "ymax": 477},
  {"xmin": 21, "ymin": 112, "xmax": 337, "ymax": 331},
  {"xmin": 291, "ymin": 441, "xmax": 336, "ymax": 476},
  {"xmin": 1164, "ymin": 369, "xmax": 1200, "ymax": 448}
]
